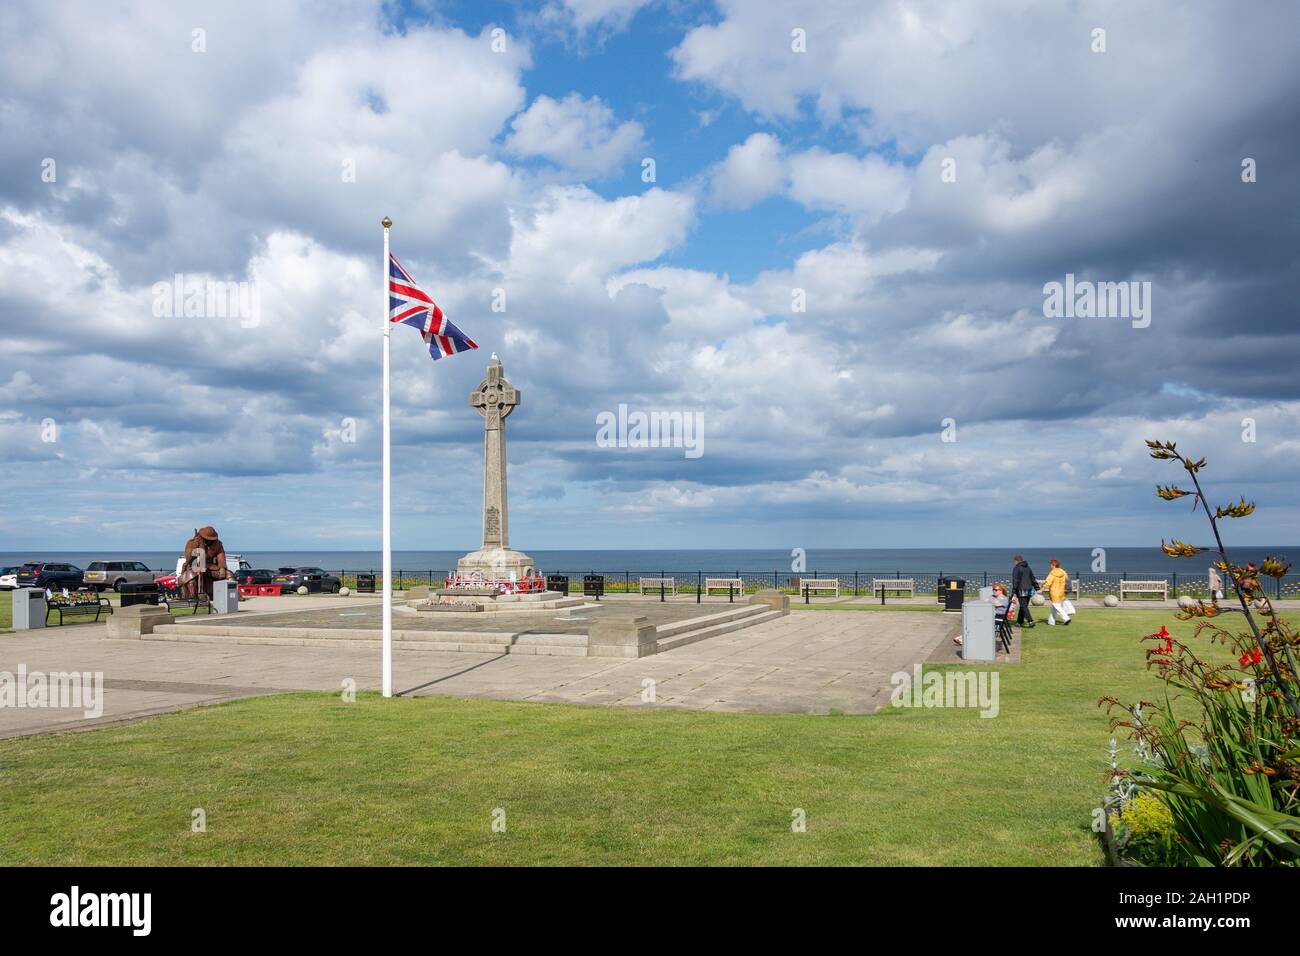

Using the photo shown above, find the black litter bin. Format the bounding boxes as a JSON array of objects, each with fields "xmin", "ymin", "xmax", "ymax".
[
  {"xmin": 120, "ymin": 582, "xmax": 160, "ymax": 608},
  {"xmin": 547, "ymin": 575, "xmax": 569, "ymax": 595},
  {"xmin": 356, "ymin": 573, "xmax": 376, "ymax": 593},
  {"xmin": 583, "ymin": 575, "xmax": 604, "ymax": 599},
  {"xmin": 942, "ymin": 578, "xmax": 966, "ymax": 612}
]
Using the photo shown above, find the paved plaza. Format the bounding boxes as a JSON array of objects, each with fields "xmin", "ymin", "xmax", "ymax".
[
  {"xmin": 214, "ymin": 597, "xmax": 726, "ymax": 634},
  {"xmin": 0, "ymin": 607, "xmax": 957, "ymax": 737}
]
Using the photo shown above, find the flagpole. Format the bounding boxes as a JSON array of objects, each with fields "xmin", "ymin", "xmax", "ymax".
[{"xmin": 381, "ymin": 215, "xmax": 393, "ymax": 698}]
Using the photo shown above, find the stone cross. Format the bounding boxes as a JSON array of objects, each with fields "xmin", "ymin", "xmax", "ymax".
[{"xmin": 469, "ymin": 354, "xmax": 520, "ymax": 550}]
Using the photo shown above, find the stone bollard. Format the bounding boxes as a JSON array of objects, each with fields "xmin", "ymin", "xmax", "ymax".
[
  {"xmin": 106, "ymin": 605, "xmax": 175, "ymax": 639},
  {"xmin": 748, "ymin": 589, "xmax": 790, "ymax": 613},
  {"xmin": 587, "ymin": 615, "xmax": 658, "ymax": 658}
]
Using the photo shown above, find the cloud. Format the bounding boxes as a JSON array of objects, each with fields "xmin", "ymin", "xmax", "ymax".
[
  {"xmin": 709, "ymin": 132, "xmax": 786, "ymax": 209},
  {"xmin": 503, "ymin": 185, "xmax": 695, "ymax": 283},
  {"xmin": 543, "ymin": 0, "xmax": 655, "ymax": 34},
  {"xmin": 2, "ymin": 0, "xmax": 1300, "ymax": 550},
  {"xmin": 506, "ymin": 93, "xmax": 645, "ymax": 177}
]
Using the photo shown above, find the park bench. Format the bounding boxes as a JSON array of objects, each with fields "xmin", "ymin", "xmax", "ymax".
[
  {"xmin": 872, "ymin": 578, "xmax": 915, "ymax": 598},
  {"xmin": 1120, "ymin": 580, "xmax": 1168, "ymax": 602},
  {"xmin": 798, "ymin": 578, "xmax": 840, "ymax": 597},
  {"xmin": 160, "ymin": 591, "xmax": 213, "ymax": 615},
  {"xmin": 45, "ymin": 592, "xmax": 113, "ymax": 625},
  {"xmin": 704, "ymin": 577, "xmax": 745, "ymax": 598},
  {"xmin": 638, "ymin": 577, "xmax": 677, "ymax": 596}
]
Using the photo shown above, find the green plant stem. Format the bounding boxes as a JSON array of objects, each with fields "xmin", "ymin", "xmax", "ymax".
[{"xmin": 1183, "ymin": 460, "xmax": 1300, "ymax": 720}]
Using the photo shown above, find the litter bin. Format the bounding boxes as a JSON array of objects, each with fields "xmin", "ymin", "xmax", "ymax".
[
  {"xmin": 120, "ymin": 582, "xmax": 160, "ymax": 608},
  {"xmin": 961, "ymin": 601, "xmax": 995, "ymax": 660},
  {"xmin": 547, "ymin": 575, "xmax": 569, "ymax": 595},
  {"xmin": 356, "ymin": 573, "xmax": 376, "ymax": 593},
  {"xmin": 583, "ymin": 575, "xmax": 604, "ymax": 599},
  {"xmin": 942, "ymin": 578, "xmax": 967, "ymax": 612},
  {"xmin": 212, "ymin": 579, "xmax": 239, "ymax": 614},
  {"xmin": 12, "ymin": 587, "xmax": 45, "ymax": 629}
]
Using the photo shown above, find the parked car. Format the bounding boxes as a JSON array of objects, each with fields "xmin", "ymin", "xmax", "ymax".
[
  {"xmin": 84, "ymin": 560, "xmax": 158, "ymax": 592},
  {"xmin": 273, "ymin": 567, "xmax": 341, "ymax": 593},
  {"xmin": 0, "ymin": 566, "xmax": 19, "ymax": 590},
  {"xmin": 16, "ymin": 562, "xmax": 85, "ymax": 591},
  {"xmin": 237, "ymin": 568, "xmax": 276, "ymax": 586}
]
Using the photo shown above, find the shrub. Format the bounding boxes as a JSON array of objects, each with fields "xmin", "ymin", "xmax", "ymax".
[{"xmin": 1099, "ymin": 440, "xmax": 1299, "ymax": 866}]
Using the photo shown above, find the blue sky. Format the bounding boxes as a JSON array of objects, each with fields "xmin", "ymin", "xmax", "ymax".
[{"xmin": 1, "ymin": 0, "xmax": 1299, "ymax": 552}]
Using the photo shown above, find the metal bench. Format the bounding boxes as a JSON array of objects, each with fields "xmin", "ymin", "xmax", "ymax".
[
  {"xmin": 1119, "ymin": 580, "xmax": 1168, "ymax": 601},
  {"xmin": 638, "ymin": 577, "xmax": 676, "ymax": 596},
  {"xmin": 45, "ymin": 593, "xmax": 113, "ymax": 625},
  {"xmin": 798, "ymin": 578, "xmax": 840, "ymax": 597},
  {"xmin": 704, "ymin": 577, "xmax": 745, "ymax": 599},
  {"xmin": 872, "ymin": 578, "xmax": 915, "ymax": 598},
  {"xmin": 160, "ymin": 591, "xmax": 213, "ymax": 615}
]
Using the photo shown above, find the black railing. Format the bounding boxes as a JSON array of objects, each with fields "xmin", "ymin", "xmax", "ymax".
[{"xmin": 219, "ymin": 569, "xmax": 1298, "ymax": 599}]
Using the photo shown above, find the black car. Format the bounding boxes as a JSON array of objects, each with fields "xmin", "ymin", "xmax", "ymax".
[
  {"xmin": 237, "ymin": 568, "xmax": 277, "ymax": 586},
  {"xmin": 273, "ymin": 567, "xmax": 341, "ymax": 593},
  {"xmin": 16, "ymin": 562, "xmax": 85, "ymax": 591}
]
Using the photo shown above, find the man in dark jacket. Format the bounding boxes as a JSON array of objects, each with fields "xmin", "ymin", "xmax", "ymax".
[{"xmin": 1011, "ymin": 554, "xmax": 1038, "ymax": 627}]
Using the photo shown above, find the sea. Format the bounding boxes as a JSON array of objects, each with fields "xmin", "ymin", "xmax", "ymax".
[{"xmin": 1, "ymin": 547, "xmax": 1292, "ymax": 578}]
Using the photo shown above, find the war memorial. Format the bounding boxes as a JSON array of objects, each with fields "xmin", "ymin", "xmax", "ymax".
[{"xmin": 93, "ymin": 355, "xmax": 796, "ymax": 662}]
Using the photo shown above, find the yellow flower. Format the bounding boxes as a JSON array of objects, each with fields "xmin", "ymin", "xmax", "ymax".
[{"xmin": 1115, "ymin": 792, "xmax": 1175, "ymax": 838}]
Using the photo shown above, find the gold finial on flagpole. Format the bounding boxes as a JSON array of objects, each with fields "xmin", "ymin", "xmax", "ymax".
[{"xmin": 381, "ymin": 216, "xmax": 392, "ymax": 228}]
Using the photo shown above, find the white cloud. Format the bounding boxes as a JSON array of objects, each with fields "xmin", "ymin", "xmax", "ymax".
[
  {"xmin": 506, "ymin": 93, "xmax": 645, "ymax": 177},
  {"xmin": 546, "ymin": 0, "xmax": 654, "ymax": 33},
  {"xmin": 709, "ymin": 132, "xmax": 786, "ymax": 209},
  {"xmin": 786, "ymin": 148, "xmax": 910, "ymax": 223},
  {"xmin": 504, "ymin": 185, "xmax": 695, "ymax": 283}
]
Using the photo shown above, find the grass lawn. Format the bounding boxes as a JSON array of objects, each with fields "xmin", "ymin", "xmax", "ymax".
[{"xmin": 0, "ymin": 608, "xmax": 1249, "ymax": 866}]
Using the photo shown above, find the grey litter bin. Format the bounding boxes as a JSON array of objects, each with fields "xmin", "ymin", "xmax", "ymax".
[
  {"xmin": 961, "ymin": 601, "xmax": 996, "ymax": 661},
  {"xmin": 212, "ymin": 579, "xmax": 239, "ymax": 614},
  {"xmin": 12, "ymin": 587, "xmax": 46, "ymax": 629}
]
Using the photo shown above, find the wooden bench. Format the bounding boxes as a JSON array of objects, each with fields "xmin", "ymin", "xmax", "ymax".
[
  {"xmin": 45, "ymin": 593, "xmax": 113, "ymax": 625},
  {"xmin": 1120, "ymin": 580, "xmax": 1168, "ymax": 602},
  {"xmin": 704, "ymin": 577, "xmax": 745, "ymax": 598},
  {"xmin": 798, "ymin": 578, "xmax": 839, "ymax": 597},
  {"xmin": 638, "ymin": 577, "xmax": 676, "ymax": 596},
  {"xmin": 873, "ymin": 578, "xmax": 915, "ymax": 598}
]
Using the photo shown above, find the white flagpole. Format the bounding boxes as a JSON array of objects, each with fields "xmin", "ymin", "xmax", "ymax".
[{"xmin": 381, "ymin": 215, "xmax": 393, "ymax": 698}]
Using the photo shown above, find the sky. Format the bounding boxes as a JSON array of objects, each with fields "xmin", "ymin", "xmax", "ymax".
[{"xmin": 1, "ymin": 0, "xmax": 1298, "ymax": 552}]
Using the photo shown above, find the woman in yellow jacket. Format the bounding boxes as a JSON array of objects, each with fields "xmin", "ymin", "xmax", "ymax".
[{"xmin": 1041, "ymin": 559, "xmax": 1072, "ymax": 626}]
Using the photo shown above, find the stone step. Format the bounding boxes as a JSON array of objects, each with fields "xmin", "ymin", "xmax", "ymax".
[
  {"xmin": 145, "ymin": 623, "xmax": 587, "ymax": 656},
  {"xmin": 656, "ymin": 609, "xmax": 785, "ymax": 653},
  {"xmin": 653, "ymin": 604, "xmax": 768, "ymax": 637}
]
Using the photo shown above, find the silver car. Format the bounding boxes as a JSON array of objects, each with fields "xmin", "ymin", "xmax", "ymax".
[{"xmin": 84, "ymin": 560, "xmax": 157, "ymax": 592}]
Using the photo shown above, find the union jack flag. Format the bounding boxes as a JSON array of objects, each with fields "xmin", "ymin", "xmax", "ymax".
[{"xmin": 388, "ymin": 254, "xmax": 478, "ymax": 360}]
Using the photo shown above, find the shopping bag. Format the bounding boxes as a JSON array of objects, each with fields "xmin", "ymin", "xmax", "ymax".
[{"xmin": 1062, "ymin": 599, "xmax": 1077, "ymax": 616}]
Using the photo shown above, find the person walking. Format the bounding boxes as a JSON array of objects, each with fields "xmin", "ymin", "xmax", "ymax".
[
  {"xmin": 1011, "ymin": 554, "xmax": 1038, "ymax": 627},
  {"xmin": 1041, "ymin": 558, "xmax": 1073, "ymax": 626},
  {"xmin": 1208, "ymin": 565, "xmax": 1224, "ymax": 601}
]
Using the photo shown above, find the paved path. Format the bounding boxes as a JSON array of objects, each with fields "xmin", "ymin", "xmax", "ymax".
[{"xmin": 0, "ymin": 610, "xmax": 956, "ymax": 737}]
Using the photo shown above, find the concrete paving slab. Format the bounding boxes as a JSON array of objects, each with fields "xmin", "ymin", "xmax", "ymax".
[{"xmin": 0, "ymin": 609, "xmax": 956, "ymax": 737}]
